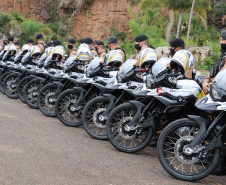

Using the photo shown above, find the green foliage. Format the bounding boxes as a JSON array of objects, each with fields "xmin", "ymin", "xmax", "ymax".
[
  {"xmin": 127, "ymin": 0, "xmax": 141, "ymax": 5},
  {"xmin": 0, "ymin": 11, "xmax": 10, "ymax": 28},
  {"xmin": 20, "ymin": 18, "xmax": 50, "ymax": 44},
  {"xmin": 110, "ymin": 28, "xmax": 127, "ymax": 42},
  {"xmin": 213, "ymin": 1, "xmax": 226, "ymax": 20},
  {"xmin": 83, "ymin": 0, "xmax": 95, "ymax": 10},
  {"xmin": 11, "ymin": 10, "xmax": 24, "ymax": 23}
]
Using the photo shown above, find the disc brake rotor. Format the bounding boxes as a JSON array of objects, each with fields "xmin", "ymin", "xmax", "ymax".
[
  {"xmin": 117, "ymin": 117, "xmax": 136, "ymax": 139},
  {"xmin": 44, "ymin": 92, "xmax": 56, "ymax": 107},
  {"xmin": 174, "ymin": 135, "xmax": 200, "ymax": 164},
  {"xmin": 93, "ymin": 108, "xmax": 106, "ymax": 128}
]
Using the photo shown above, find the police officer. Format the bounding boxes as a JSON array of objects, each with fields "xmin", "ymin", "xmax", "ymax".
[
  {"xmin": 134, "ymin": 34, "xmax": 157, "ymax": 67},
  {"xmin": 68, "ymin": 38, "xmax": 77, "ymax": 57},
  {"xmin": 36, "ymin": 34, "xmax": 45, "ymax": 54},
  {"xmin": 106, "ymin": 36, "xmax": 126, "ymax": 63},
  {"xmin": 14, "ymin": 41, "xmax": 21, "ymax": 54},
  {"xmin": 95, "ymin": 41, "xmax": 106, "ymax": 58},
  {"xmin": 0, "ymin": 37, "xmax": 4, "ymax": 51},
  {"xmin": 203, "ymin": 30, "xmax": 226, "ymax": 94},
  {"xmin": 169, "ymin": 38, "xmax": 196, "ymax": 79},
  {"xmin": 8, "ymin": 36, "xmax": 14, "ymax": 45},
  {"xmin": 79, "ymin": 39, "xmax": 85, "ymax": 45},
  {"xmin": 53, "ymin": 40, "xmax": 61, "ymax": 47},
  {"xmin": 27, "ymin": 39, "xmax": 34, "ymax": 47},
  {"xmin": 84, "ymin": 38, "xmax": 98, "ymax": 58}
]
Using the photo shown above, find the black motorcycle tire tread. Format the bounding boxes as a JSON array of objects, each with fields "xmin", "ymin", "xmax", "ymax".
[
  {"xmin": 17, "ymin": 76, "xmax": 33, "ymax": 103},
  {"xmin": 24, "ymin": 79, "xmax": 40, "ymax": 109},
  {"xmin": 38, "ymin": 83, "xmax": 57, "ymax": 117},
  {"xmin": 157, "ymin": 118, "xmax": 220, "ymax": 181},
  {"xmin": 106, "ymin": 102, "xmax": 153, "ymax": 153},
  {"xmin": 82, "ymin": 96, "xmax": 109, "ymax": 140},
  {"xmin": 0, "ymin": 71, "xmax": 12, "ymax": 94},
  {"xmin": 3, "ymin": 73, "xmax": 19, "ymax": 99},
  {"xmin": 55, "ymin": 89, "xmax": 82, "ymax": 127}
]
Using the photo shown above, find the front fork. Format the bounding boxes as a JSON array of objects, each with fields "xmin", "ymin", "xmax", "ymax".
[{"xmin": 187, "ymin": 112, "xmax": 226, "ymax": 155}]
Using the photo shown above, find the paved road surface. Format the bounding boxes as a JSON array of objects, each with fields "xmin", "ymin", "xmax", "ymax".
[{"xmin": 0, "ymin": 93, "xmax": 226, "ymax": 185}]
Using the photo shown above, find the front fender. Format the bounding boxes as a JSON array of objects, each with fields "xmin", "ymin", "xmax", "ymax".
[{"xmin": 101, "ymin": 94, "xmax": 117, "ymax": 117}]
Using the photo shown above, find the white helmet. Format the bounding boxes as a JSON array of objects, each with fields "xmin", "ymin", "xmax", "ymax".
[
  {"xmin": 106, "ymin": 50, "xmax": 123, "ymax": 67},
  {"xmin": 21, "ymin": 44, "xmax": 31, "ymax": 54},
  {"xmin": 77, "ymin": 44, "xmax": 91, "ymax": 61},
  {"xmin": 30, "ymin": 46, "xmax": 41, "ymax": 59},
  {"xmin": 8, "ymin": 44, "xmax": 17, "ymax": 56},
  {"xmin": 45, "ymin": 46, "xmax": 55, "ymax": 56},
  {"xmin": 139, "ymin": 48, "xmax": 157, "ymax": 68},
  {"xmin": 170, "ymin": 49, "xmax": 193, "ymax": 74}
]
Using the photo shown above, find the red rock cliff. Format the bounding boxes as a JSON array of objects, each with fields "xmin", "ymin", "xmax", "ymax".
[{"xmin": 0, "ymin": 0, "xmax": 133, "ymax": 40}]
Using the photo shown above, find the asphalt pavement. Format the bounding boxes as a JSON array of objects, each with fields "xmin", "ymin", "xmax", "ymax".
[{"xmin": 0, "ymin": 92, "xmax": 225, "ymax": 185}]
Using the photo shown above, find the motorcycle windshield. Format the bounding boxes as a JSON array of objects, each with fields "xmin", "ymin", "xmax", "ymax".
[
  {"xmin": 87, "ymin": 57, "xmax": 102, "ymax": 72},
  {"xmin": 214, "ymin": 68, "xmax": 226, "ymax": 92},
  {"xmin": 14, "ymin": 51, "xmax": 23, "ymax": 62},
  {"xmin": 119, "ymin": 59, "xmax": 137, "ymax": 75},
  {"xmin": 21, "ymin": 52, "xmax": 32, "ymax": 64},
  {"xmin": 64, "ymin": 55, "xmax": 77, "ymax": 67},
  {"xmin": 152, "ymin": 58, "xmax": 171, "ymax": 76}
]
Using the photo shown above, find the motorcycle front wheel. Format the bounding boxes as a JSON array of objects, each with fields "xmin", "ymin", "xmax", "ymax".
[
  {"xmin": 38, "ymin": 83, "xmax": 58, "ymax": 117},
  {"xmin": 17, "ymin": 76, "xmax": 33, "ymax": 103},
  {"xmin": 82, "ymin": 96, "xmax": 110, "ymax": 140},
  {"xmin": 24, "ymin": 79, "xmax": 40, "ymax": 109},
  {"xmin": 55, "ymin": 89, "xmax": 82, "ymax": 127},
  {"xmin": 157, "ymin": 118, "xmax": 220, "ymax": 181},
  {"xmin": 106, "ymin": 103, "xmax": 153, "ymax": 153},
  {"xmin": 3, "ymin": 73, "xmax": 19, "ymax": 99}
]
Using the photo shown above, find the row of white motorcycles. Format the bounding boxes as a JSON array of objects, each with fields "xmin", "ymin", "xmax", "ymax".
[{"xmin": 1, "ymin": 43, "xmax": 226, "ymax": 181}]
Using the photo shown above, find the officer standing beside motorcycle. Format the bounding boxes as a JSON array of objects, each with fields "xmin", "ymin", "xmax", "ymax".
[
  {"xmin": 106, "ymin": 36, "xmax": 126, "ymax": 63},
  {"xmin": 14, "ymin": 41, "xmax": 21, "ymax": 54},
  {"xmin": 27, "ymin": 39, "xmax": 33, "ymax": 47},
  {"xmin": 95, "ymin": 41, "xmax": 106, "ymax": 58},
  {"xmin": 169, "ymin": 38, "xmax": 196, "ymax": 79},
  {"xmin": 84, "ymin": 38, "xmax": 98, "ymax": 58},
  {"xmin": 36, "ymin": 34, "xmax": 45, "ymax": 55},
  {"xmin": 7, "ymin": 36, "xmax": 14, "ymax": 45},
  {"xmin": 203, "ymin": 30, "xmax": 226, "ymax": 94},
  {"xmin": 68, "ymin": 39, "xmax": 77, "ymax": 57},
  {"xmin": 134, "ymin": 34, "xmax": 157, "ymax": 67}
]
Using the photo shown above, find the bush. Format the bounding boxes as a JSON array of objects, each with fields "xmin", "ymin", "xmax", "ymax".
[{"xmin": 0, "ymin": 11, "xmax": 10, "ymax": 28}]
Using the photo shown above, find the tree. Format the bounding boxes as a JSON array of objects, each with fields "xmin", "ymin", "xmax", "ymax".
[{"xmin": 187, "ymin": 0, "xmax": 196, "ymax": 42}]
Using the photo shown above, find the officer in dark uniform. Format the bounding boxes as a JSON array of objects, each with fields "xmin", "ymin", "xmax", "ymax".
[
  {"xmin": 36, "ymin": 34, "xmax": 45, "ymax": 54},
  {"xmin": 68, "ymin": 39, "xmax": 77, "ymax": 57},
  {"xmin": 203, "ymin": 30, "xmax": 226, "ymax": 94},
  {"xmin": 27, "ymin": 39, "xmax": 34, "ymax": 47},
  {"xmin": 106, "ymin": 36, "xmax": 126, "ymax": 63},
  {"xmin": 84, "ymin": 38, "xmax": 98, "ymax": 58},
  {"xmin": 95, "ymin": 41, "xmax": 106, "ymax": 58},
  {"xmin": 14, "ymin": 41, "xmax": 21, "ymax": 54}
]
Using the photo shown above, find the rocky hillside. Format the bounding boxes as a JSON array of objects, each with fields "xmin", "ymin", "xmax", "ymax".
[{"xmin": 0, "ymin": 0, "xmax": 134, "ymax": 41}]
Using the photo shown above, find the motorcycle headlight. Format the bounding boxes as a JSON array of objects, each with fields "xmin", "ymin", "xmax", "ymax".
[{"xmin": 211, "ymin": 87, "xmax": 223, "ymax": 100}]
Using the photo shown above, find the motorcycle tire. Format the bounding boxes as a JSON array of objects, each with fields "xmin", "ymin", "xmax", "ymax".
[
  {"xmin": 55, "ymin": 89, "xmax": 82, "ymax": 127},
  {"xmin": 3, "ymin": 73, "xmax": 19, "ymax": 99},
  {"xmin": 82, "ymin": 96, "xmax": 110, "ymax": 140},
  {"xmin": 106, "ymin": 102, "xmax": 153, "ymax": 153},
  {"xmin": 17, "ymin": 76, "xmax": 33, "ymax": 103},
  {"xmin": 157, "ymin": 118, "xmax": 220, "ymax": 181},
  {"xmin": 38, "ymin": 83, "xmax": 58, "ymax": 117}
]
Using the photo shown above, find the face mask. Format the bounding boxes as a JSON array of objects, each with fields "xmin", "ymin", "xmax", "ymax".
[
  {"xmin": 135, "ymin": 43, "xmax": 141, "ymax": 51},
  {"xmin": 68, "ymin": 45, "xmax": 73, "ymax": 49},
  {"xmin": 221, "ymin": 44, "xmax": 226, "ymax": 52},
  {"xmin": 170, "ymin": 48, "xmax": 176, "ymax": 56}
]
